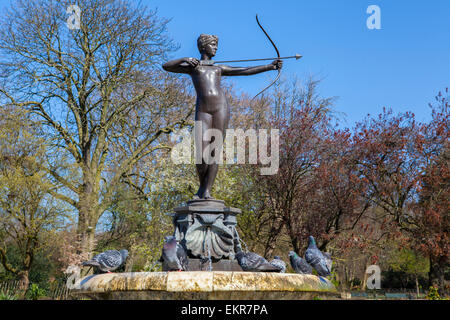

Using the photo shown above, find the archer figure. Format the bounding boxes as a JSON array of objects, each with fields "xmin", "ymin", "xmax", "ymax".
[{"xmin": 162, "ymin": 34, "xmax": 282, "ymax": 199}]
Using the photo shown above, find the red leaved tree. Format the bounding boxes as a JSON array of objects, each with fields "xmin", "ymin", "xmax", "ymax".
[
  {"xmin": 352, "ymin": 108, "xmax": 421, "ymax": 228},
  {"xmin": 253, "ymin": 78, "xmax": 335, "ymax": 257},
  {"xmin": 410, "ymin": 89, "xmax": 449, "ymax": 292}
]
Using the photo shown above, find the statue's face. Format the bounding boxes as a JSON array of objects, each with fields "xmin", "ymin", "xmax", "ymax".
[{"xmin": 203, "ymin": 41, "xmax": 218, "ymax": 58}]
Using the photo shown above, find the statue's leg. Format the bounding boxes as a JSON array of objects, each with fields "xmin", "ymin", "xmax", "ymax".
[
  {"xmin": 194, "ymin": 164, "xmax": 208, "ymax": 198},
  {"xmin": 195, "ymin": 111, "xmax": 212, "ymax": 199},
  {"xmin": 203, "ymin": 106, "xmax": 229, "ymax": 199},
  {"xmin": 203, "ymin": 160, "xmax": 217, "ymax": 200}
]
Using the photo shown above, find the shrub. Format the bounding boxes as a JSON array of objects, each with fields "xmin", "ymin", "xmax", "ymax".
[
  {"xmin": 425, "ymin": 286, "xmax": 448, "ymax": 300},
  {"xmin": 25, "ymin": 284, "xmax": 47, "ymax": 300},
  {"xmin": 0, "ymin": 291, "xmax": 18, "ymax": 300}
]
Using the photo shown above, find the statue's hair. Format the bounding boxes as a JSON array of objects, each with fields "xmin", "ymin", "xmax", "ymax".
[{"xmin": 197, "ymin": 34, "xmax": 218, "ymax": 52}]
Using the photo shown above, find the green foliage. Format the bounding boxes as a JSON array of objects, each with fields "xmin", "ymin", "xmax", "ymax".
[
  {"xmin": 425, "ymin": 286, "xmax": 448, "ymax": 300},
  {"xmin": 96, "ymin": 155, "xmax": 187, "ymax": 271},
  {"xmin": 0, "ymin": 244, "xmax": 61, "ymax": 288},
  {"xmin": 382, "ymin": 246, "xmax": 430, "ymax": 290},
  {"xmin": 0, "ymin": 291, "xmax": 18, "ymax": 300},
  {"xmin": 0, "ymin": 106, "xmax": 69, "ymax": 283},
  {"xmin": 25, "ymin": 283, "xmax": 47, "ymax": 300},
  {"xmin": 387, "ymin": 248, "xmax": 429, "ymax": 275},
  {"xmin": 329, "ymin": 270, "xmax": 340, "ymax": 289},
  {"xmin": 0, "ymin": 246, "xmax": 21, "ymax": 281},
  {"xmin": 28, "ymin": 250, "xmax": 61, "ymax": 290}
]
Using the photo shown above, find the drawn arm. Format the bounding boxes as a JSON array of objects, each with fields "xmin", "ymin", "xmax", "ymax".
[
  {"xmin": 162, "ymin": 57, "xmax": 199, "ymax": 74},
  {"xmin": 219, "ymin": 60, "xmax": 281, "ymax": 76}
]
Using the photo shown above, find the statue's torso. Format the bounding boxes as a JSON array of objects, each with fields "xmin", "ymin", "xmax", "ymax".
[{"xmin": 191, "ymin": 65, "xmax": 227, "ymax": 114}]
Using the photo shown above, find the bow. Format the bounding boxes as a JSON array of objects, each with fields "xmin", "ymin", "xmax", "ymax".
[{"xmin": 252, "ymin": 14, "xmax": 281, "ymax": 100}]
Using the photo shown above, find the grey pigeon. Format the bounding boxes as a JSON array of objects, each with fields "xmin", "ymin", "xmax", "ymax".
[
  {"xmin": 160, "ymin": 236, "xmax": 189, "ymax": 271},
  {"xmin": 82, "ymin": 249, "xmax": 128, "ymax": 273},
  {"xmin": 270, "ymin": 256, "xmax": 286, "ymax": 273},
  {"xmin": 235, "ymin": 250, "xmax": 283, "ymax": 272},
  {"xmin": 289, "ymin": 251, "xmax": 312, "ymax": 274},
  {"xmin": 305, "ymin": 236, "xmax": 331, "ymax": 277}
]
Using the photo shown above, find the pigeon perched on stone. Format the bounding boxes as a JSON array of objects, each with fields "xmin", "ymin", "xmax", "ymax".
[
  {"xmin": 288, "ymin": 251, "xmax": 312, "ymax": 274},
  {"xmin": 82, "ymin": 249, "xmax": 128, "ymax": 273},
  {"xmin": 235, "ymin": 250, "xmax": 283, "ymax": 272},
  {"xmin": 305, "ymin": 236, "xmax": 331, "ymax": 277},
  {"xmin": 270, "ymin": 256, "xmax": 286, "ymax": 273},
  {"xmin": 160, "ymin": 236, "xmax": 189, "ymax": 271}
]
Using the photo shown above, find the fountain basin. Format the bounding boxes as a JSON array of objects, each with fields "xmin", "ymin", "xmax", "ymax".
[{"xmin": 73, "ymin": 271, "xmax": 339, "ymax": 300}]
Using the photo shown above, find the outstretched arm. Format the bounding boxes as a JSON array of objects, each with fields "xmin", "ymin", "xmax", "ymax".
[
  {"xmin": 220, "ymin": 59, "xmax": 282, "ymax": 76},
  {"xmin": 162, "ymin": 57, "xmax": 199, "ymax": 74}
]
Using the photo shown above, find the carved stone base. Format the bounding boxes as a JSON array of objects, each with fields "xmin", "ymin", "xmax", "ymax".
[
  {"xmin": 186, "ymin": 258, "xmax": 243, "ymax": 272},
  {"xmin": 172, "ymin": 199, "xmax": 242, "ymax": 261},
  {"xmin": 186, "ymin": 198, "xmax": 226, "ymax": 208}
]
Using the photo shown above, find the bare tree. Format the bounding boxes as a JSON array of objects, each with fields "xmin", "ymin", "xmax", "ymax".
[{"xmin": 0, "ymin": 0, "xmax": 193, "ymax": 254}]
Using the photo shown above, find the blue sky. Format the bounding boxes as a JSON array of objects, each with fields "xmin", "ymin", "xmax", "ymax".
[
  {"xmin": 1, "ymin": 0, "xmax": 448, "ymax": 126},
  {"xmin": 146, "ymin": 0, "xmax": 450, "ymax": 127}
]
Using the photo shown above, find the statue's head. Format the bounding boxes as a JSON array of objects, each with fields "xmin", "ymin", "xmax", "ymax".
[{"xmin": 197, "ymin": 34, "xmax": 218, "ymax": 57}]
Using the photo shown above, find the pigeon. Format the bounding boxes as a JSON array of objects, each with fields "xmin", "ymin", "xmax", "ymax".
[
  {"xmin": 82, "ymin": 249, "xmax": 128, "ymax": 273},
  {"xmin": 160, "ymin": 236, "xmax": 189, "ymax": 271},
  {"xmin": 305, "ymin": 236, "xmax": 331, "ymax": 277},
  {"xmin": 269, "ymin": 256, "xmax": 286, "ymax": 273},
  {"xmin": 235, "ymin": 250, "xmax": 283, "ymax": 272},
  {"xmin": 288, "ymin": 251, "xmax": 312, "ymax": 274}
]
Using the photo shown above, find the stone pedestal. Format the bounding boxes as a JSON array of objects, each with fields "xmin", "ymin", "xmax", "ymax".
[
  {"xmin": 172, "ymin": 199, "xmax": 242, "ymax": 262},
  {"xmin": 186, "ymin": 258, "xmax": 243, "ymax": 271}
]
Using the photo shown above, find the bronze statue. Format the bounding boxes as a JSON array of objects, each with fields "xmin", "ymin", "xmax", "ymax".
[{"xmin": 162, "ymin": 34, "xmax": 282, "ymax": 199}]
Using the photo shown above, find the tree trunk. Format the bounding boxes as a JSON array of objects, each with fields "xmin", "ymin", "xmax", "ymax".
[
  {"xmin": 79, "ymin": 227, "xmax": 96, "ymax": 256},
  {"xmin": 343, "ymin": 265, "xmax": 352, "ymax": 290},
  {"xmin": 428, "ymin": 255, "xmax": 447, "ymax": 294},
  {"xmin": 78, "ymin": 219, "xmax": 97, "ymax": 278},
  {"xmin": 263, "ymin": 218, "xmax": 284, "ymax": 258},
  {"xmin": 77, "ymin": 199, "xmax": 99, "ymax": 257},
  {"xmin": 125, "ymin": 252, "xmax": 134, "ymax": 272},
  {"xmin": 17, "ymin": 271, "xmax": 29, "ymax": 298},
  {"xmin": 361, "ymin": 266, "xmax": 368, "ymax": 291},
  {"xmin": 290, "ymin": 237, "xmax": 301, "ymax": 255},
  {"xmin": 77, "ymin": 177, "xmax": 101, "ymax": 257},
  {"xmin": 415, "ymin": 275, "xmax": 420, "ymax": 298}
]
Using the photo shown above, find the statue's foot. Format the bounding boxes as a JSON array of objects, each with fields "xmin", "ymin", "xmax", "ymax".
[
  {"xmin": 192, "ymin": 194, "xmax": 200, "ymax": 200},
  {"xmin": 203, "ymin": 190, "xmax": 212, "ymax": 199},
  {"xmin": 194, "ymin": 187, "xmax": 206, "ymax": 199}
]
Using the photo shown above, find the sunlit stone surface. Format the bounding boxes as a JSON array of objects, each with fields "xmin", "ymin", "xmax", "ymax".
[{"xmin": 73, "ymin": 271, "xmax": 339, "ymax": 300}]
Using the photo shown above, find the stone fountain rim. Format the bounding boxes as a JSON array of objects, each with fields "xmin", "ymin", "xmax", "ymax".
[{"xmin": 73, "ymin": 271, "xmax": 337, "ymax": 295}]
